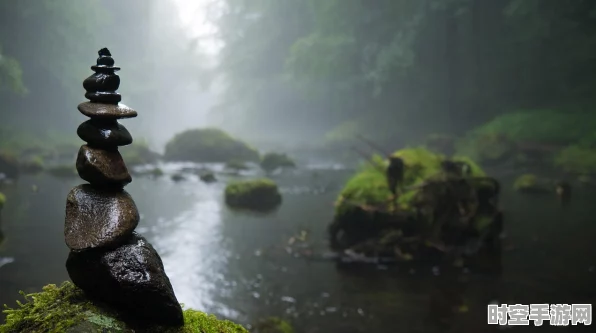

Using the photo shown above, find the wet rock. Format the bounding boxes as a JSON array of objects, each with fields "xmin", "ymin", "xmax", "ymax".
[
  {"xmin": 199, "ymin": 172, "xmax": 216, "ymax": 183},
  {"xmin": 64, "ymin": 184, "xmax": 139, "ymax": 251},
  {"xmin": 78, "ymin": 102, "xmax": 138, "ymax": 119},
  {"xmin": 66, "ymin": 233, "xmax": 184, "ymax": 327},
  {"xmin": 77, "ymin": 119, "xmax": 133, "ymax": 148},
  {"xmin": 85, "ymin": 91, "xmax": 122, "ymax": 104},
  {"xmin": 83, "ymin": 73, "xmax": 120, "ymax": 93},
  {"xmin": 76, "ymin": 145, "xmax": 132, "ymax": 187}
]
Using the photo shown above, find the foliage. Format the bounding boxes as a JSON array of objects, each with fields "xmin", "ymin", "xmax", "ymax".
[
  {"xmin": 0, "ymin": 43, "xmax": 26, "ymax": 94},
  {"xmin": 512, "ymin": 173, "xmax": 550, "ymax": 193},
  {"xmin": 0, "ymin": 282, "xmax": 248, "ymax": 333},
  {"xmin": 0, "ymin": 192, "xmax": 5, "ymax": 210},
  {"xmin": 253, "ymin": 317, "xmax": 294, "ymax": 333},
  {"xmin": 554, "ymin": 145, "xmax": 596, "ymax": 175},
  {"xmin": 224, "ymin": 178, "xmax": 282, "ymax": 211},
  {"xmin": 260, "ymin": 153, "xmax": 295, "ymax": 172},
  {"xmin": 164, "ymin": 128, "xmax": 259, "ymax": 163},
  {"xmin": 466, "ymin": 110, "xmax": 596, "ymax": 145}
]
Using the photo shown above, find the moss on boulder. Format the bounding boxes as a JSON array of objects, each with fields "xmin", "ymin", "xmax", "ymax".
[
  {"xmin": 252, "ymin": 317, "xmax": 294, "ymax": 333},
  {"xmin": 513, "ymin": 174, "xmax": 550, "ymax": 193},
  {"xmin": 0, "ymin": 192, "xmax": 5, "ymax": 211},
  {"xmin": 330, "ymin": 147, "xmax": 500, "ymax": 263},
  {"xmin": 260, "ymin": 153, "xmax": 295, "ymax": 172},
  {"xmin": 224, "ymin": 178, "xmax": 282, "ymax": 211},
  {"xmin": 164, "ymin": 128, "xmax": 259, "ymax": 163},
  {"xmin": 0, "ymin": 282, "xmax": 248, "ymax": 333}
]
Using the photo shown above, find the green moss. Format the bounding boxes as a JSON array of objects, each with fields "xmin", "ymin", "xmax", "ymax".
[
  {"xmin": 260, "ymin": 153, "xmax": 296, "ymax": 172},
  {"xmin": 0, "ymin": 282, "xmax": 248, "ymax": 333},
  {"xmin": 224, "ymin": 178, "xmax": 282, "ymax": 211},
  {"xmin": 120, "ymin": 139, "xmax": 160, "ymax": 166},
  {"xmin": 335, "ymin": 147, "xmax": 486, "ymax": 217},
  {"xmin": 0, "ymin": 192, "xmax": 5, "ymax": 210},
  {"xmin": 253, "ymin": 317, "xmax": 294, "ymax": 333},
  {"xmin": 164, "ymin": 128, "xmax": 259, "ymax": 163},
  {"xmin": 513, "ymin": 174, "xmax": 550, "ymax": 193},
  {"xmin": 553, "ymin": 145, "xmax": 596, "ymax": 174}
]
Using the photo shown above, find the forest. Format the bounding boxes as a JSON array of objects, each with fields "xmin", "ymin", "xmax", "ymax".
[{"xmin": 1, "ymin": 1, "xmax": 596, "ymax": 332}]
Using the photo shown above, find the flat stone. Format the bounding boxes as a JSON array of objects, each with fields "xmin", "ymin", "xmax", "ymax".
[
  {"xmin": 66, "ymin": 233, "xmax": 184, "ymax": 327},
  {"xmin": 85, "ymin": 91, "xmax": 122, "ymax": 104},
  {"xmin": 77, "ymin": 120, "xmax": 133, "ymax": 148},
  {"xmin": 65, "ymin": 184, "xmax": 139, "ymax": 251},
  {"xmin": 78, "ymin": 102, "xmax": 138, "ymax": 120},
  {"xmin": 76, "ymin": 145, "xmax": 132, "ymax": 187}
]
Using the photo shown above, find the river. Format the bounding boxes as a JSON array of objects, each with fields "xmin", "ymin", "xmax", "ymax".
[{"xmin": 0, "ymin": 162, "xmax": 595, "ymax": 333}]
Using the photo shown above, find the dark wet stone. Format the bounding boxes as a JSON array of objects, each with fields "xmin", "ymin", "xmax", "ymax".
[
  {"xmin": 76, "ymin": 145, "xmax": 132, "ymax": 187},
  {"xmin": 77, "ymin": 120, "xmax": 133, "ymax": 148},
  {"xmin": 66, "ymin": 233, "xmax": 184, "ymax": 327},
  {"xmin": 64, "ymin": 184, "xmax": 139, "ymax": 251},
  {"xmin": 78, "ymin": 102, "xmax": 138, "ymax": 119},
  {"xmin": 85, "ymin": 91, "xmax": 121, "ymax": 104},
  {"xmin": 83, "ymin": 73, "xmax": 120, "ymax": 92}
]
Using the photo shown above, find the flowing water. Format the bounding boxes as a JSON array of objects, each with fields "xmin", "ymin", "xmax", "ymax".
[{"xmin": 0, "ymin": 163, "xmax": 595, "ymax": 333}]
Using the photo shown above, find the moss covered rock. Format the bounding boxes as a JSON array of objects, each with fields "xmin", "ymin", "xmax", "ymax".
[
  {"xmin": 0, "ymin": 282, "xmax": 248, "ymax": 333},
  {"xmin": 330, "ymin": 147, "xmax": 500, "ymax": 262},
  {"xmin": 260, "ymin": 153, "xmax": 295, "ymax": 173},
  {"xmin": 252, "ymin": 317, "xmax": 294, "ymax": 333},
  {"xmin": 224, "ymin": 178, "xmax": 282, "ymax": 211},
  {"xmin": 513, "ymin": 174, "xmax": 550, "ymax": 193},
  {"xmin": 0, "ymin": 192, "xmax": 6, "ymax": 211},
  {"xmin": 164, "ymin": 128, "xmax": 259, "ymax": 163}
]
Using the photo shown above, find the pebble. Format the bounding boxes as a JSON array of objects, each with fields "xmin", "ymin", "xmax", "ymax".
[
  {"xmin": 78, "ymin": 102, "xmax": 138, "ymax": 119},
  {"xmin": 77, "ymin": 119, "xmax": 133, "ymax": 148},
  {"xmin": 76, "ymin": 145, "xmax": 132, "ymax": 187}
]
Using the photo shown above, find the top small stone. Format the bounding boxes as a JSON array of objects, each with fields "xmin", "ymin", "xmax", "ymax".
[{"xmin": 84, "ymin": 48, "xmax": 122, "ymax": 104}]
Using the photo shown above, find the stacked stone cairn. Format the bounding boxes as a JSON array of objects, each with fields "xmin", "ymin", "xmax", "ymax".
[{"xmin": 64, "ymin": 48, "xmax": 184, "ymax": 327}]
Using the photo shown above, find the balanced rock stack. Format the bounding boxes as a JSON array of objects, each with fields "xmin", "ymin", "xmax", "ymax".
[{"xmin": 64, "ymin": 48, "xmax": 184, "ymax": 327}]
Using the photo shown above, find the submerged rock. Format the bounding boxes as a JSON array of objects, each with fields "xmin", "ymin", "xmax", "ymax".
[
  {"xmin": 76, "ymin": 145, "xmax": 132, "ymax": 187},
  {"xmin": 0, "ymin": 282, "xmax": 248, "ymax": 332},
  {"xmin": 199, "ymin": 172, "xmax": 217, "ymax": 183},
  {"xmin": 66, "ymin": 233, "xmax": 183, "ymax": 327},
  {"xmin": 77, "ymin": 119, "xmax": 133, "ymax": 148},
  {"xmin": 225, "ymin": 178, "xmax": 282, "ymax": 211},
  {"xmin": 65, "ymin": 184, "xmax": 139, "ymax": 251}
]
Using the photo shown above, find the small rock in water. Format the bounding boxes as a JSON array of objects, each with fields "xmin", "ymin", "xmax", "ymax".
[
  {"xmin": 199, "ymin": 172, "xmax": 217, "ymax": 183},
  {"xmin": 76, "ymin": 145, "xmax": 132, "ymax": 187},
  {"xmin": 64, "ymin": 184, "xmax": 139, "ymax": 250},
  {"xmin": 78, "ymin": 102, "xmax": 138, "ymax": 119},
  {"xmin": 66, "ymin": 233, "xmax": 183, "ymax": 327},
  {"xmin": 77, "ymin": 119, "xmax": 133, "ymax": 148}
]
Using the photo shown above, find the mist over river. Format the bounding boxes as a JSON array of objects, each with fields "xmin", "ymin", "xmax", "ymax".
[{"xmin": 0, "ymin": 163, "xmax": 595, "ymax": 333}]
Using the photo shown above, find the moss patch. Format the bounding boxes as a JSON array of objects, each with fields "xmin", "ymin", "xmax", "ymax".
[
  {"xmin": 225, "ymin": 178, "xmax": 282, "ymax": 211},
  {"xmin": 513, "ymin": 174, "xmax": 550, "ymax": 193},
  {"xmin": 0, "ymin": 282, "xmax": 248, "ymax": 333},
  {"xmin": 0, "ymin": 192, "xmax": 6, "ymax": 211},
  {"xmin": 164, "ymin": 128, "xmax": 259, "ymax": 163},
  {"xmin": 260, "ymin": 153, "xmax": 296, "ymax": 172},
  {"xmin": 253, "ymin": 317, "xmax": 294, "ymax": 333}
]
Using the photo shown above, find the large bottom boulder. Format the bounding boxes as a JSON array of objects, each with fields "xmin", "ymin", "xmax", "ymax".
[{"xmin": 66, "ymin": 233, "xmax": 183, "ymax": 327}]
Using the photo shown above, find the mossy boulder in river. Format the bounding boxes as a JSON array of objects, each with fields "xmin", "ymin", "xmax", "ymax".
[
  {"xmin": 164, "ymin": 128, "xmax": 259, "ymax": 163},
  {"xmin": 330, "ymin": 147, "xmax": 501, "ymax": 265},
  {"xmin": 252, "ymin": 317, "xmax": 294, "ymax": 333},
  {"xmin": 513, "ymin": 174, "xmax": 551, "ymax": 193},
  {"xmin": 0, "ymin": 282, "xmax": 248, "ymax": 333},
  {"xmin": 0, "ymin": 192, "xmax": 6, "ymax": 211},
  {"xmin": 225, "ymin": 178, "xmax": 282, "ymax": 211},
  {"xmin": 260, "ymin": 153, "xmax": 296, "ymax": 172}
]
